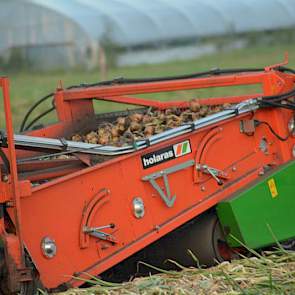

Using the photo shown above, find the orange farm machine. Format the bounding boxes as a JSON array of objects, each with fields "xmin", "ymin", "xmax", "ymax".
[{"xmin": 1, "ymin": 59, "xmax": 295, "ymax": 294}]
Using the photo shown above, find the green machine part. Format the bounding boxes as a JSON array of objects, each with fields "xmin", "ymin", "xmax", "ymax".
[{"xmin": 217, "ymin": 160, "xmax": 295, "ymax": 249}]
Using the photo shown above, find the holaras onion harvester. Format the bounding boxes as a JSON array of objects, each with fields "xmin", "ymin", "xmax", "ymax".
[{"xmin": 1, "ymin": 58, "xmax": 295, "ymax": 293}]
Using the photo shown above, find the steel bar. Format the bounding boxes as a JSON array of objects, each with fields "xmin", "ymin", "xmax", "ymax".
[{"xmin": 63, "ymin": 73, "xmax": 265, "ymax": 100}]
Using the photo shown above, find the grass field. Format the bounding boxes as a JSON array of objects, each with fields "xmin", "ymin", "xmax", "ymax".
[{"xmin": 1, "ymin": 42, "xmax": 295, "ymax": 130}]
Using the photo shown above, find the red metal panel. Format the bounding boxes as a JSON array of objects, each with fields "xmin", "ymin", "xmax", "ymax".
[
  {"xmin": 18, "ymin": 107, "xmax": 295, "ymax": 289},
  {"xmin": 63, "ymin": 72, "xmax": 266, "ymax": 100}
]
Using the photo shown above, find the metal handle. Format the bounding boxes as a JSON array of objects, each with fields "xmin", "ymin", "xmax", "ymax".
[
  {"xmin": 83, "ymin": 223, "xmax": 117, "ymax": 243},
  {"xmin": 196, "ymin": 164, "xmax": 225, "ymax": 186},
  {"xmin": 205, "ymin": 166, "xmax": 223, "ymax": 186}
]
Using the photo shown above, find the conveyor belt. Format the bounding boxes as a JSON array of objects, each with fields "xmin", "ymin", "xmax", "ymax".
[{"xmin": 1, "ymin": 99, "xmax": 258, "ymax": 157}]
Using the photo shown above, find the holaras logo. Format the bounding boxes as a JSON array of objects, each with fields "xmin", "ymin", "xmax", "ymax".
[
  {"xmin": 141, "ymin": 140, "xmax": 191, "ymax": 169},
  {"xmin": 173, "ymin": 141, "xmax": 191, "ymax": 157}
]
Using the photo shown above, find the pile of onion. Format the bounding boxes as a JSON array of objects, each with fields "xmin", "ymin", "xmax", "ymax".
[{"xmin": 71, "ymin": 100, "xmax": 231, "ymax": 146}]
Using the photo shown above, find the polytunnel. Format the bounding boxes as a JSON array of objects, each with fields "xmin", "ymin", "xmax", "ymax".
[
  {"xmin": 0, "ymin": 0, "xmax": 295, "ymax": 69},
  {"xmin": 203, "ymin": 0, "xmax": 295, "ymax": 33}
]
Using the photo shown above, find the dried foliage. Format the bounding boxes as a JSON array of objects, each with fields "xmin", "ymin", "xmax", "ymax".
[{"xmin": 56, "ymin": 250, "xmax": 295, "ymax": 295}]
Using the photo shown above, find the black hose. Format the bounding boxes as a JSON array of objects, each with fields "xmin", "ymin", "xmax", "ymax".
[
  {"xmin": 275, "ymin": 66, "xmax": 295, "ymax": 74},
  {"xmin": 19, "ymin": 65, "xmax": 294, "ymax": 132},
  {"xmin": 0, "ymin": 148, "xmax": 10, "ymax": 174},
  {"xmin": 24, "ymin": 106, "xmax": 56, "ymax": 131},
  {"xmin": 258, "ymin": 100, "xmax": 295, "ymax": 110},
  {"xmin": 19, "ymin": 92, "xmax": 54, "ymax": 132},
  {"xmin": 260, "ymin": 88, "xmax": 295, "ymax": 102},
  {"xmin": 68, "ymin": 67, "xmax": 265, "ymax": 89},
  {"xmin": 254, "ymin": 120, "xmax": 290, "ymax": 141},
  {"xmin": 24, "ymin": 98, "xmax": 56, "ymax": 130}
]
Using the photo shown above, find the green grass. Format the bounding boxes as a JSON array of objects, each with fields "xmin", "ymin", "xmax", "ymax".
[{"xmin": 1, "ymin": 42, "xmax": 295, "ymax": 130}]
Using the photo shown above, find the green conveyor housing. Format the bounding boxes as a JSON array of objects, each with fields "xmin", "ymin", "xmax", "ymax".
[{"xmin": 217, "ymin": 160, "xmax": 295, "ymax": 249}]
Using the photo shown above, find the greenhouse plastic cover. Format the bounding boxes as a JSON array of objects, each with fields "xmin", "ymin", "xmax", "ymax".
[{"xmin": 0, "ymin": 0, "xmax": 295, "ymax": 50}]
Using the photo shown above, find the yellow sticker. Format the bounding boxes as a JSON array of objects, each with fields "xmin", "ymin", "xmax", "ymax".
[{"xmin": 268, "ymin": 178, "xmax": 278, "ymax": 198}]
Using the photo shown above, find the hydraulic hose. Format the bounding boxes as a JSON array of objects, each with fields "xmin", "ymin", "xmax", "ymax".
[{"xmin": 19, "ymin": 65, "xmax": 294, "ymax": 132}]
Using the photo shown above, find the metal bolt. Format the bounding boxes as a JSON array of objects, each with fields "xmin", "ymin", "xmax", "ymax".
[
  {"xmin": 259, "ymin": 138, "xmax": 268, "ymax": 154},
  {"xmin": 201, "ymin": 186, "xmax": 206, "ymax": 192},
  {"xmin": 73, "ymin": 272, "xmax": 80, "ymax": 277},
  {"xmin": 2, "ymin": 175, "xmax": 8, "ymax": 182},
  {"xmin": 6, "ymin": 201, "xmax": 14, "ymax": 207},
  {"xmin": 101, "ymin": 244, "xmax": 109, "ymax": 250},
  {"xmin": 41, "ymin": 237, "xmax": 57, "ymax": 259},
  {"xmin": 288, "ymin": 118, "xmax": 295, "ymax": 136},
  {"xmin": 232, "ymin": 166, "xmax": 237, "ymax": 172},
  {"xmin": 133, "ymin": 197, "xmax": 145, "ymax": 219},
  {"xmin": 258, "ymin": 170, "xmax": 264, "ymax": 176},
  {"xmin": 154, "ymin": 225, "xmax": 160, "ymax": 232}
]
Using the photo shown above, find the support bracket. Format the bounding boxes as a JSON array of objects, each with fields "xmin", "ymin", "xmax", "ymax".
[{"xmin": 142, "ymin": 160, "xmax": 195, "ymax": 207}]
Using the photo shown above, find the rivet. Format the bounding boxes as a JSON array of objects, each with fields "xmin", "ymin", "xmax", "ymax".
[
  {"xmin": 154, "ymin": 225, "xmax": 160, "ymax": 232},
  {"xmin": 288, "ymin": 118, "xmax": 295, "ymax": 136},
  {"xmin": 6, "ymin": 201, "xmax": 14, "ymax": 207},
  {"xmin": 201, "ymin": 186, "xmax": 206, "ymax": 192},
  {"xmin": 2, "ymin": 175, "xmax": 8, "ymax": 182},
  {"xmin": 101, "ymin": 244, "xmax": 109, "ymax": 250}
]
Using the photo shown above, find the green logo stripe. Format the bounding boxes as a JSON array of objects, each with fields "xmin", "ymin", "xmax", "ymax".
[{"xmin": 181, "ymin": 142, "xmax": 188, "ymax": 154}]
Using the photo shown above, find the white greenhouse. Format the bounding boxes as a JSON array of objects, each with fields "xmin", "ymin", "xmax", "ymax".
[{"xmin": 0, "ymin": 0, "xmax": 295, "ymax": 70}]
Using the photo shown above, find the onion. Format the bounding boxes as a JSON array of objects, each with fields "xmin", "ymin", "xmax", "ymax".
[
  {"xmin": 70, "ymin": 103, "xmax": 231, "ymax": 146},
  {"xmin": 130, "ymin": 122, "xmax": 142, "ymax": 132},
  {"xmin": 190, "ymin": 100, "xmax": 201, "ymax": 112}
]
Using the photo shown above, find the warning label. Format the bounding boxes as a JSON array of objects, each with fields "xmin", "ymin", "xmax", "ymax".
[{"xmin": 268, "ymin": 178, "xmax": 278, "ymax": 198}]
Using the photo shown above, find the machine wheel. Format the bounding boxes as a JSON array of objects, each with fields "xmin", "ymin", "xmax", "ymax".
[
  {"xmin": 185, "ymin": 212, "xmax": 233, "ymax": 266},
  {"xmin": 0, "ymin": 248, "xmax": 7, "ymax": 295},
  {"xmin": 0, "ymin": 275, "xmax": 38, "ymax": 295},
  {"xmin": 19, "ymin": 281, "xmax": 38, "ymax": 295},
  {"xmin": 154, "ymin": 211, "xmax": 235, "ymax": 268},
  {"xmin": 281, "ymin": 239, "xmax": 295, "ymax": 251},
  {"xmin": 140, "ymin": 211, "xmax": 236, "ymax": 270},
  {"xmin": 0, "ymin": 251, "xmax": 40, "ymax": 295},
  {"xmin": 101, "ymin": 212, "xmax": 237, "ymax": 281}
]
